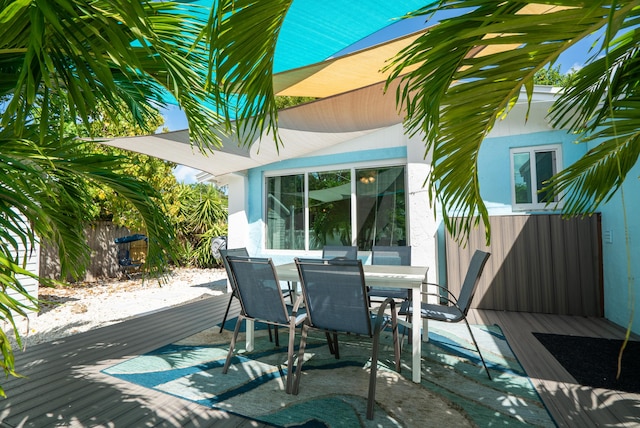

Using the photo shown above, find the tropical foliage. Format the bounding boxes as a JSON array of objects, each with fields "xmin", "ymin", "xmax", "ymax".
[
  {"xmin": 0, "ymin": 0, "xmax": 226, "ymax": 395},
  {"xmin": 175, "ymin": 183, "xmax": 228, "ymax": 268},
  {"xmin": 533, "ymin": 64, "xmax": 574, "ymax": 86},
  {"xmin": 385, "ymin": 0, "xmax": 640, "ymax": 241}
]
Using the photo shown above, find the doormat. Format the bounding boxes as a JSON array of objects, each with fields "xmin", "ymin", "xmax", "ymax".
[{"xmin": 533, "ymin": 332, "xmax": 640, "ymax": 393}]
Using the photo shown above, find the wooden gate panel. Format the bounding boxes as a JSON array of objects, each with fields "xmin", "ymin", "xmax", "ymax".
[{"xmin": 445, "ymin": 214, "xmax": 602, "ymax": 316}]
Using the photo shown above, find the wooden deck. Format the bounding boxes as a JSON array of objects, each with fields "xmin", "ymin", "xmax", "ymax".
[
  {"xmin": 1, "ymin": 294, "xmax": 638, "ymax": 427},
  {"xmin": 468, "ymin": 310, "xmax": 640, "ymax": 427}
]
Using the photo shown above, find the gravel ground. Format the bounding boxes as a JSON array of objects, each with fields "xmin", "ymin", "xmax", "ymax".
[{"xmin": 7, "ymin": 267, "xmax": 229, "ymax": 348}]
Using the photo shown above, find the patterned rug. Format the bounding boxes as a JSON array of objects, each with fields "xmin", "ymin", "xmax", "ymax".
[{"xmin": 103, "ymin": 319, "xmax": 556, "ymax": 427}]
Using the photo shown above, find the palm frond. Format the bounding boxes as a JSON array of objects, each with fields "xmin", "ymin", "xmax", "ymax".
[
  {"xmin": 0, "ymin": 0, "xmax": 224, "ymax": 151},
  {"xmin": 204, "ymin": 0, "xmax": 293, "ymax": 147},
  {"xmin": 386, "ymin": 0, "xmax": 627, "ymax": 243}
]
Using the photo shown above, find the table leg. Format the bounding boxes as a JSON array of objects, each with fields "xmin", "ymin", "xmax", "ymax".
[
  {"xmin": 411, "ymin": 287, "xmax": 421, "ymax": 383},
  {"xmin": 246, "ymin": 319, "xmax": 254, "ymax": 352}
]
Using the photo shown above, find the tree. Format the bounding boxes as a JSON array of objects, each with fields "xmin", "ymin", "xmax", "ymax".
[
  {"xmin": 0, "ymin": 0, "xmax": 226, "ymax": 395},
  {"xmin": 533, "ymin": 64, "xmax": 574, "ymax": 87},
  {"xmin": 275, "ymin": 96, "xmax": 316, "ymax": 109}
]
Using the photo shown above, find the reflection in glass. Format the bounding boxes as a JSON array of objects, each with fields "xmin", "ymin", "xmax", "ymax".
[
  {"xmin": 356, "ymin": 166, "xmax": 406, "ymax": 251},
  {"xmin": 536, "ymin": 151, "xmax": 557, "ymax": 203},
  {"xmin": 513, "ymin": 152, "xmax": 532, "ymax": 204},
  {"xmin": 266, "ymin": 174, "xmax": 304, "ymax": 250},
  {"xmin": 308, "ymin": 170, "xmax": 351, "ymax": 250}
]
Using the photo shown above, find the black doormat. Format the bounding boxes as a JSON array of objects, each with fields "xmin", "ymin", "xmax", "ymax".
[{"xmin": 533, "ymin": 332, "xmax": 640, "ymax": 394}]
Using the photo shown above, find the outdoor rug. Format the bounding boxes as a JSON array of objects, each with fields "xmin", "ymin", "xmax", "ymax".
[
  {"xmin": 103, "ymin": 319, "xmax": 556, "ymax": 427},
  {"xmin": 533, "ymin": 332, "xmax": 640, "ymax": 393}
]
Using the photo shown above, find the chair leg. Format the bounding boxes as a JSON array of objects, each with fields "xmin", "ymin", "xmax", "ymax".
[
  {"xmin": 274, "ymin": 326, "xmax": 280, "ymax": 347},
  {"xmin": 333, "ymin": 333, "xmax": 340, "ymax": 359},
  {"xmin": 287, "ymin": 281, "xmax": 295, "ymax": 305},
  {"xmin": 325, "ymin": 332, "xmax": 335, "ymax": 355},
  {"xmin": 285, "ymin": 322, "xmax": 296, "ymax": 394},
  {"xmin": 400, "ymin": 314, "xmax": 412, "ymax": 349},
  {"xmin": 390, "ymin": 305, "xmax": 401, "ymax": 373},
  {"xmin": 463, "ymin": 318, "xmax": 492, "ymax": 380},
  {"xmin": 223, "ymin": 315, "xmax": 244, "ymax": 374},
  {"xmin": 292, "ymin": 324, "xmax": 310, "ymax": 395},
  {"xmin": 219, "ymin": 293, "xmax": 235, "ymax": 333},
  {"xmin": 367, "ymin": 330, "xmax": 383, "ymax": 420}
]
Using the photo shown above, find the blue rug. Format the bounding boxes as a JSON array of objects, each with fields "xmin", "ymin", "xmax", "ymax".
[{"xmin": 103, "ymin": 319, "xmax": 556, "ymax": 427}]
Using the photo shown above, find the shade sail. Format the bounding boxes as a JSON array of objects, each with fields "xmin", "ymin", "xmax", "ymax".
[
  {"xmin": 103, "ymin": 2, "xmax": 568, "ymax": 179},
  {"xmin": 274, "ymin": 29, "xmax": 427, "ymax": 98},
  {"xmin": 102, "ymin": 79, "xmax": 403, "ymax": 179},
  {"xmin": 189, "ymin": 0, "xmax": 434, "ymax": 73},
  {"xmin": 273, "ymin": 3, "xmax": 567, "ymax": 98}
]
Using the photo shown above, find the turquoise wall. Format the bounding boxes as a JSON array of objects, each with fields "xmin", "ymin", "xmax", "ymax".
[
  {"xmin": 241, "ymin": 127, "xmax": 640, "ymax": 334},
  {"xmin": 477, "ymin": 130, "xmax": 586, "ymax": 209},
  {"xmin": 597, "ymin": 159, "xmax": 640, "ymax": 333},
  {"xmin": 478, "ymin": 129, "xmax": 640, "ymax": 334}
]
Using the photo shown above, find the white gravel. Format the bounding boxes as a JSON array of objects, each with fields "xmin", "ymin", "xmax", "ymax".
[{"xmin": 7, "ymin": 267, "xmax": 229, "ymax": 348}]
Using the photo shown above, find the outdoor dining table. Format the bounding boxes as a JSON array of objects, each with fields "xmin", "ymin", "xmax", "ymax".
[{"xmin": 243, "ymin": 262, "xmax": 428, "ymax": 383}]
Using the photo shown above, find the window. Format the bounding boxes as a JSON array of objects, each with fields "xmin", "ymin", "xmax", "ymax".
[
  {"xmin": 510, "ymin": 145, "xmax": 562, "ymax": 210},
  {"xmin": 266, "ymin": 165, "xmax": 406, "ymax": 251}
]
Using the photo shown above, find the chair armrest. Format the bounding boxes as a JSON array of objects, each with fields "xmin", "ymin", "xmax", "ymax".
[
  {"xmin": 372, "ymin": 297, "xmax": 397, "ymax": 336},
  {"xmin": 419, "ymin": 283, "xmax": 460, "ymax": 306},
  {"xmin": 290, "ymin": 294, "xmax": 304, "ymax": 316}
]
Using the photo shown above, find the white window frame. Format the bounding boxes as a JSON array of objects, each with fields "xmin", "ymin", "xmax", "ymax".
[
  {"xmin": 264, "ymin": 160, "xmax": 406, "ymax": 252},
  {"xmin": 510, "ymin": 144, "xmax": 563, "ymax": 211}
]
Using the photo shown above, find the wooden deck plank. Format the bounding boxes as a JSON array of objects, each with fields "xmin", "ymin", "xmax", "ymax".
[
  {"xmin": 6, "ymin": 297, "xmax": 231, "ymax": 390},
  {"xmin": 472, "ymin": 309, "xmax": 640, "ymax": 428},
  {"xmin": 0, "ymin": 294, "xmax": 267, "ymax": 428}
]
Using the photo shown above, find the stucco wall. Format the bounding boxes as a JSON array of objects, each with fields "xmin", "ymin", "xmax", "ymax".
[{"xmin": 597, "ymin": 159, "xmax": 640, "ymax": 333}]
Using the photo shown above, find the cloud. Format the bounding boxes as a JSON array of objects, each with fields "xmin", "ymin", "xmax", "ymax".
[
  {"xmin": 568, "ymin": 63, "xmax": 584, "ymax": 74},
  {"xmin": 173, "ymin": 165, "xmax": 202, "ymax": 184}
]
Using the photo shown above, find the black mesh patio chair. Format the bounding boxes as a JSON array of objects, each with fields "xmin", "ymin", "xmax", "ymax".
[
  {"xmin": 398, "ymin": 249, "xmax": 492, "ymax": 379},
  {"xmin": 222, "ymin": 256, "xmax": 306, "ymax": 394},
  {"xmin": 219, "ymin": 248, "xmax": 293, "ymax": 342},
  {"xmin": 321, "ymin": 245, "xmax": 358, "ymax": 260},
  {"xmin": 292, "ymin": 257, "xmax": 401, "ymax": 420},
  {"xmin": 368, "ymin": 245, "xmax": 412, "ymax": 302},
  {"xmin": 218, "ymin": 247, "xmax": 249, "ymax": 333}
]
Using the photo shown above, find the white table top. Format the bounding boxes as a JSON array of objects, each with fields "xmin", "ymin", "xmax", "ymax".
[{"xmin": 275, "ymin": 262, "xmax": 427, "ymax": 287}]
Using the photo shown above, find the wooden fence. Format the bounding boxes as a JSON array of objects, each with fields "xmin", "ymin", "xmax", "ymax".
[
  {"xmin": 445, "ymin": 214, "xmax": 603, "ymax": 316},
  {"xmin": 39, "ymin": 221, "xmax": 146, "ymax": 281}
]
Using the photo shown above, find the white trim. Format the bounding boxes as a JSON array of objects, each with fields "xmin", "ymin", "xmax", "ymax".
[
  {"xmin": 262, "ymin": 157, "xmax": 405, "ymax": 178},
  {"xmin": 510, "ymin": 144, "xmax": 563, "ymax": 211}
]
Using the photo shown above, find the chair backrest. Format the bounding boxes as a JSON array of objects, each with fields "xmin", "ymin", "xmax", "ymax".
[
  {"xmin": 295, "ymin": 257, "xmax": 371, "ymax": 336},
  {"xmin": 457, "ymin": 250, "xmax": 491, "ymax": 315},
  {"xmin": 219, "ymin": 247, "xmax": 249, "ymax": 291},
  {"xmin": 225, "ymin": 255, "xmax": 290, "ymax": 325},
  {"xmin": 371, "ymin": 246, "xmax": 411, "ymax": 266},
  {"xmin": 322, "ymin": 245, "xmax": 358, "ymax": 260}
]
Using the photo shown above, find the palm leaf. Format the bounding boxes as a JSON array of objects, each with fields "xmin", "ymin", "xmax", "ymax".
[
  {"xmin": 204, "ymin": 0, "xmax": 293, "ymax": 148},
  {"xmin": 1, "ymin": 0, "xmax": 224, "ymax": 150},
  {"xmin": 385, "ymin": 0, "xmax": 630, "ymax": 243}
]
